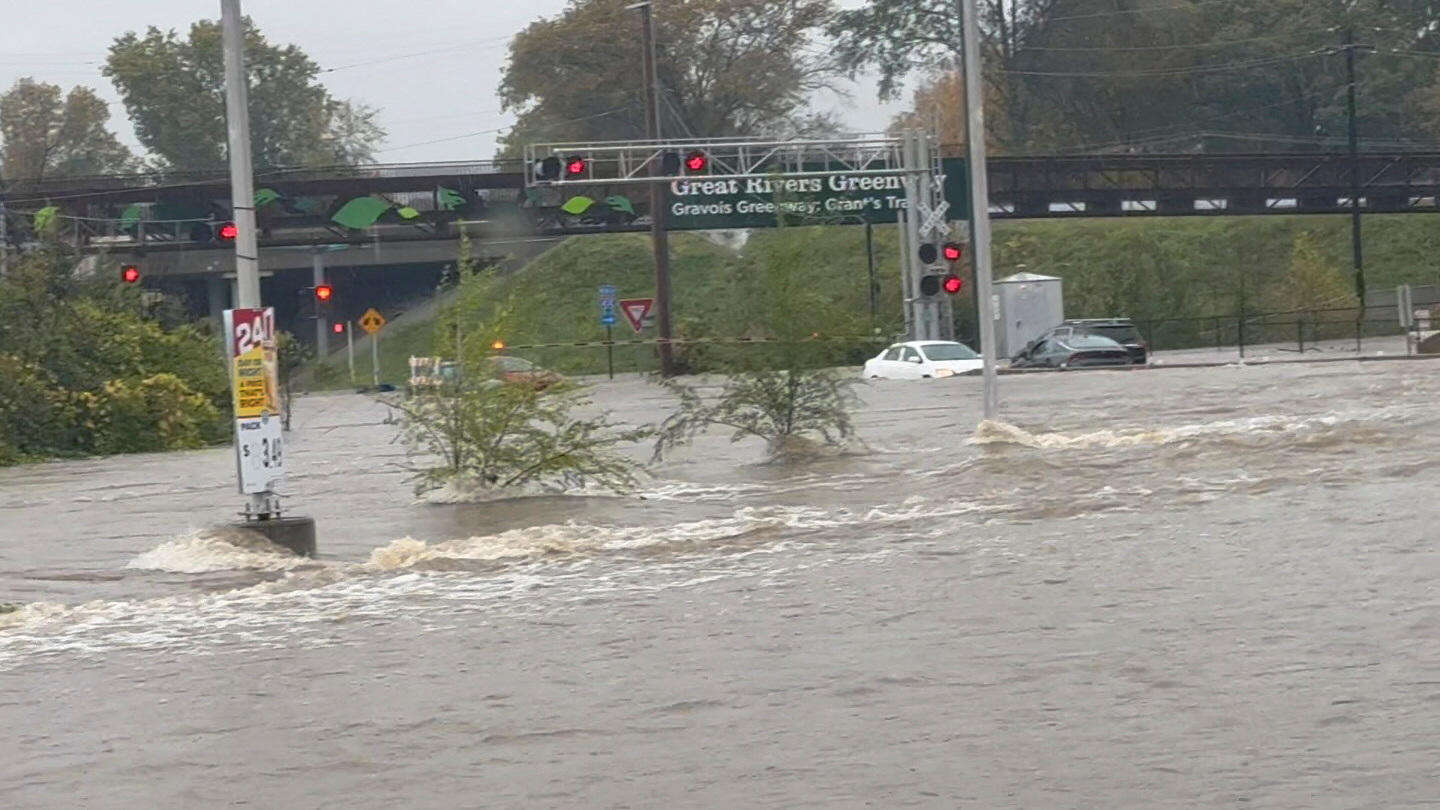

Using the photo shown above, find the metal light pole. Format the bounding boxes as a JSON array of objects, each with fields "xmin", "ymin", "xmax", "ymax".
[
  {"xmin": 222, "ymin": 0, "xmax": 260, "ymax": 310},
  {"xmin": 629, "ymin": 1, "xmax": 676, "ymax": 377},
  {"xmin": 218, "ymin": 0, "xmax": 312, "ymax": 554},
  {"xmin": 959, "ymin": 0, "xmax": 999, "ymax": 420},
  {"xmin": 312, "ymin": 250, "xmax": 328, "ymax": 357}
]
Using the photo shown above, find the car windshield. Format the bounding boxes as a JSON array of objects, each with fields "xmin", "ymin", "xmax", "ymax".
[
  {"xmin": 1067, "ymin": 334, "xmax": 1122, "ymax": 349},
  {"xmin": 919, "ymin": 343, "xmax": 979, "ymax": 361},
  {"xmin": 1085, "ymin": 324, "xmax": 1141, "ymax": 344}
]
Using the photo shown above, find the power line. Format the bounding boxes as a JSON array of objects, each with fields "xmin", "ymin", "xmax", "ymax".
[
  {"xmin": 1021, "ymin": 29, "xmax": 1339, "ymax": 54},
  {"xmin": 1001, "ymin": 50, "xmax": 1328, "ymax": 78},
  {"xmin": 318, "ymin": 33, "xmax": 515, "ymax": 74},
  {"xmin": 373, "ymin": 106, "xmax": 636, "ymax": 154}
]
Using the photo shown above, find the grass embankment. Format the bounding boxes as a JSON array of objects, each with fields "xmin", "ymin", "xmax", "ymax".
[{"xmin": 323, "ymin": 215, "xmax": 1440, "ymax": 380}]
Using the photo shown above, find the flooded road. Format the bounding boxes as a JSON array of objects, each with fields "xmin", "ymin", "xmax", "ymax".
[{"xmin": 2, "ymin": 361, "xmax": 1437, "ymax": 808}]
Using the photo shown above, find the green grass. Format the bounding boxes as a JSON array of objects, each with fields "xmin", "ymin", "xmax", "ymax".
[{"xmin": 306, "ymin": 215, "xmax": 1440, "ymax": 380}]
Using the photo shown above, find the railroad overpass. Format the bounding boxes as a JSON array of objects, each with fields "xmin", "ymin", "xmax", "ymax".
[{"xmin": 5, "ymin": 151, "xmax": 1440, "ymax": 343}]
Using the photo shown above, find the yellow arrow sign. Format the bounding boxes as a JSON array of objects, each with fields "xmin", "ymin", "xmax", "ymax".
[{"xmin": 359, "ymin": 308, "xmax": 386, "ymax": 335}]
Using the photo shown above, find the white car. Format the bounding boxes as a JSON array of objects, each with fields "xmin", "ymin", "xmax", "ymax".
[{"xmin": 862, "ymin": 341, "xmax": 984, "ymax": 380}]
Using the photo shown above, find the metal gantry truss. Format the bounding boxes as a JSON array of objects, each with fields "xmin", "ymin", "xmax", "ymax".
[
  {"xmin": 523, "ymin": 135, "xmax": 910, "ymax": 187},
  {"xmin": 525, "ymin": 132, "xmax": 961, "ymax": 342}
]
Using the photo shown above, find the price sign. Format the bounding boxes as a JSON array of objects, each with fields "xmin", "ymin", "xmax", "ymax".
[
  {"xmin": 224, "ymin": 308, "xmax": 286, "ymax": 495},
  {"xmin": 235, "ymin": 416, "xmax": 285, "ymax": 495}
]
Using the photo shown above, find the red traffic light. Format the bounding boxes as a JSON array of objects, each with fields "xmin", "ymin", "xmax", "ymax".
[
  {"xmin": 120, "ymin": 265, "xmax": 141, "ymax": 284},
  {"xmin": 218, "ymin": 221, "xmax": 238, "ymax": 241},
  {"xmin": 314, "ymin": 284, "xmax": 334, "ymax": 302},
  {"xmin": 942, "ymin": 243, "xmax": 964, "ymax": 262},
  {"xmin": 942, "ymin": 274, "xmax": 964, "ymax": 295},
  {"xmin": 564, "ymin": 155, "xmax": 588, "ymax": 176},
  {"xmin": 684, "ymin": 151, "xmax": 708, "ymax": 173},
  {"xmin": 332, "ymin": 322, "xmax": 345, "ymax": 334}
]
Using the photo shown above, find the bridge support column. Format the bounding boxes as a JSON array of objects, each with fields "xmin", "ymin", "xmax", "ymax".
[{"xmin": 207, "ymin": 276, "xmax": 228, "ymax": 337}]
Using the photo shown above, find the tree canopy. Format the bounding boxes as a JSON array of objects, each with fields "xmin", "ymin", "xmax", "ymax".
[
  {"xmin": 497, "ymin": 0, "xmax": 840, "ymax": 157},
  {"xmin": 103, "ymin": 17, "xmax": 384, "ymax": 171},
  {"xmin": 0, "ymin": 79, "xmax": 134, "ymax": 184},
  {"xmin": 837, "ymin": 0, "xmax": 1440, "ymax": 155}
]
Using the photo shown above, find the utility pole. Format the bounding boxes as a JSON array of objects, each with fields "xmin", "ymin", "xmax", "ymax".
[
  {"xmin": 959, "ymin": 0, "xmax": 999, "ymax": 420},
  {"xmin": 1345, "ymin": 29, "xmax": 1367, "ymax": 320},
  {"xmin": 631, "ymin": 1, "xmax": 676, "ymax": 377}
]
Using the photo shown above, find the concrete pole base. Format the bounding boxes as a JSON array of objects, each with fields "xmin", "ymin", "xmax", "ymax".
[{"xmin": 231, "ymin": 516, "xmax": 317, "ymax": 558}]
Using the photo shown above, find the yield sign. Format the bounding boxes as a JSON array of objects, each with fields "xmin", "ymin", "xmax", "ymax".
[{"xmin": 619, "ymin": 298, "xmax": 654, "ymax": 334}]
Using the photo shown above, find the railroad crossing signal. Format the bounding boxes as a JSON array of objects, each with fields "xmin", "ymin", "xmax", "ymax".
[
  {"xmin": 359, "ymin": 308, "xmax": 386, "ymax": 334},
  {"xmin": 120, "ymin": 264, "xmax": 141, "ymax": 284}
]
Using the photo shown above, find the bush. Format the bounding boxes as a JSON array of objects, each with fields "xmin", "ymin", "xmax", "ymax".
[
  {"xmin": 0, "ymin": 250, "xmax": 232, "ymax": 464},
  {"xmin": 391, "ymin": 373, "xmax": 650, "ymax": 496},
  {"xmin": 76, "ymin": 374, "xmax": 225, "ymax": 455}
]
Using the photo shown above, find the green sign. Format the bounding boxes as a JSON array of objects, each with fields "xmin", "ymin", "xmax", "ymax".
[
  {"xmin": 531, "ymin": 158, "xmax": 970, "ymax": 234},
  {"xmin": 664, "ymin": 157, "xmax": 970, "ymax": 230}
]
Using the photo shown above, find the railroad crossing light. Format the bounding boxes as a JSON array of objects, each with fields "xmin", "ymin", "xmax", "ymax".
[
  {"xmin": 332, "ymin": 322, "xmax": 345, "ymax": 334},
  {"xmin": 943, "ymin": 274, "xmax": 964, "ymax": 295},
  {"xmin": 917, "ymin": 243, "xmax": 939, "ymax": 264},
  {"xmin": 120, "ymin": 264, "xmax": 141, "ymax": 284},
  {"xmin": 942, "ymin": 242, "xmax": 964, "ymax": 262},
  {"xmin": 919, "ymin": 275, "xmax": 942, "ymax": 296},
  {"xmin": 564, "ymin": 155, "xmax": 588, "ymax": 177},
  {"xmin": 217, "ymin": 221, "xmax": 238, "ymax": 241},
  {"xmin": 661, "ymin": 151, "xmax": 681, "ymax": 175},
  {"xmin": 684, "ymin": 151, "xmax": 708, "ymax": 173},
  {"xmin": 314, "ymin": 284, "xmax": 334, "ymax": 302},
  {"xmin": 535, "ymin": 156, "xmax": 562, "ymax": 181}
]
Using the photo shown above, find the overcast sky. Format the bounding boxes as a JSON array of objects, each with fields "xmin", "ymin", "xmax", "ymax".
[{"xmin": 0, "ymin": 0, "xmax": 909, "ymax": 165}]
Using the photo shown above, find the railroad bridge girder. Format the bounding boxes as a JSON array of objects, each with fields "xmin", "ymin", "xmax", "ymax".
[{"xmin": 7, "ymin": 152, "xmax": 1440, "ymax": 261}]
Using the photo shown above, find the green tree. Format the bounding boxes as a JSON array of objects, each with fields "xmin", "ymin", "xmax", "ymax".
[
  {"xmin": 103, "ymin": 18, "xmax": 384, "ymax": 171},
  {"xmin": 654, "ymin": 222, "xmax": 865, "ymax": 462},
  {"xmin": 0, "ymin": 78, "xmax": 134, "ymax": 184},
  {"xmin": 394, "ymin": 267, "xmax": 650, "ymax": 495},
  {"xmin": 498, "ymin": 0, "xmax": 840, "ymax": 156}
]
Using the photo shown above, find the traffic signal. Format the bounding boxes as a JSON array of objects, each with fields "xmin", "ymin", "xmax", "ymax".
[
  {"xmin": 564, "ymin": 155, "xmax": 588, "ymax": 177},
  {"xmin": 217, "ymin": 221, "xmax": 238, "ymax": 241},
  {"xmin": 332, "ymin": 322, "xmax": 345, "ymax": 335},
  {"xmin": 684, "ymin": 151, "xmax": 708, "ymax": 173},
  {"xmin": 120, "ymin": 264, "xmax": 141, "ymax": 284},
  {"xmin": 314, "ymin": 284, "xmax": 334, "ymax": 303},
  {"xmin": 535, "ymin": 156, "xmax": 562, "ymax": 181},
  {"xmin": 942, "ymin": 274, "xmax": 964, "ymax": 295},
  {"xmin": 942, "ymin": 242, "xmax": 963, "ymax": 262}
]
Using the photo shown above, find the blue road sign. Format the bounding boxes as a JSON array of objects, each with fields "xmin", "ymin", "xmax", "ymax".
[{"xmin": 598, "ymin": 284, "xmax": 618, "ymax": 325}]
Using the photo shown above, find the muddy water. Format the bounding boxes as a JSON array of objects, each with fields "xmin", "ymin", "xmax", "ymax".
[{"xmin": 1, "ymin": 362, "xmax": 1437, "ymax": 808}]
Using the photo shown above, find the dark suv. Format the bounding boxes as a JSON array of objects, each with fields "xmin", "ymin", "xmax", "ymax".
[{"xmin": 1034, "ymin": 319, "xmax": 1148, "ymax": 365}]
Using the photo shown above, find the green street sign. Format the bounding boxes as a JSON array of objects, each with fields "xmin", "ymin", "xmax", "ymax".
[{"xmin": 529, "ymin": 158, "xmax": 970, "ymax": 234}]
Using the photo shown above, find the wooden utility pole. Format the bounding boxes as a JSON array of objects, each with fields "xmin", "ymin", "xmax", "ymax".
[
  {"xmin": 633, "ymin": 1, "xmax": 676, "ymax": 376},
  {"xmin": 1345, "ymin": 30, "xmax": 1367, "ymax": 324}
]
